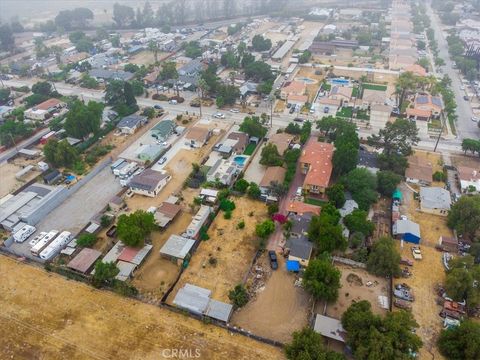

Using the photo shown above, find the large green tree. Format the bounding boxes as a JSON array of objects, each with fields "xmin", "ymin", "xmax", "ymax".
[
  {"xmin": 92, "ymin": 261, "xmax": 119, "ymax": 287},
  {"xmin": 116, "ymin": 210, "xmax": 155, "ymax": 247},
  {"xmin": 438, "ymin": 320, "xmax": 480, "ymax": 360},
  {"xmin": 303, "ymin": 258, "xmax": 341, "ymax": 302},
  {"xmin": 308, "ymin": 204, "xmax": 347, "ymax": 253},
  {"xmin": 285, "ymin": 327, "xmax": 346, "ymax": 360},
  {"xmin": 366, "ymin": 236, "xmax": 401, "ymax": 277},
  {"xmin": 344, "ymin": 209, "xmax": 375, "ymax": 237},
  {"xmin": 43, "ymin": 139, "xmax": 79, "ymax": 168},
  {"xmin": 64, "ymin": 100, "xmax": 103, "ymax": 140},
  {"xmin": 260, "ymin": 143, "xmax": 283, "ymax": 166},
  {"xmin": 447, "ymin": 195, "xmax": 480, "ymax": 240},
  {"xmin": 444, "ymin": 255, "xmax": 480, "ymax": 308},
  {"xmin": 368, "ymin": 118, "xmax": 420, "ymax": 158},
  {"xmin": 342, "ymin": 168, "xmax": 378, "ymax": 211},
  {"xmin": 326, "ymin": 184, "xmax": 346, "ymax": 208},
  {"xmin": 239, "ymin": 116, "xmax": 267, "ymax": 138}
]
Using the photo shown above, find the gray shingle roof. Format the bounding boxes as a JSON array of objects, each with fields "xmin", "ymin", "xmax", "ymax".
[
  {"xmin": 117, "ymin": 115, "xmax": 147, "ymax": 129},
  {"xmin": 286, "ymin": 236, "xmax": 313, "ymax": 260},
  {"xmin": 420, "ymin": 187, "xmax": 451, "ymax": 210}
]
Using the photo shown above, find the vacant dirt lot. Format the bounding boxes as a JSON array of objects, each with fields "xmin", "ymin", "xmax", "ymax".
[
  {"xmin": 168, "ymin": 197, "xmax": 268, "ymax": 303},
  {"xmin": 326, "ymin": 263, "xmax": 389, "ymax": 319},
  {"xmin": 232, "ymin": 256, "xmax": 312, "ymax": 343},
  {"xmin": 133, "ymin": 212, "xmax": 192, "ymax": 303},
  {"xmin": 412, "ymin": 150, "xmax": 445, "ymax": 188},
  {"xmin": 451, "ymin": 153, "xmax": 480, "ymax": 169},
  {"xmin": 0, "ymin": 257, "xmax": 282, "ymax": 360},
  {"xmin": 398, "ymin": 182, "xmax": 451, "ymax": 359},
  {"xmin": 129, "ymin": 50, "xmax": 171, "ymax": 65},
  {"xmin": 0, "ymin": 159, "xmax": 41, "ymax": 198}
]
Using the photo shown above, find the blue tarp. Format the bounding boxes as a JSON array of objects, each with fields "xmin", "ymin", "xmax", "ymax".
[
  {"xmin": 286, "ymin": 260, "xmax": 300, "ymax": 272},
  {"xmin": 403, "ymin": 233, "xmax": 421, "ymax": 244},
  {"xmin": 66, "ymin": 175, "xmax": 76, "ymax": 181}
]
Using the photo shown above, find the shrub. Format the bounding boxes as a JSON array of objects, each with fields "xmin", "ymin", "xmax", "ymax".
[
  {"xmin": 433, "ymin": 171, "xmax": 446, "ymax": 182},
  {"xmin": 224, "ymin": 211, "xmax": 232, "ymax": 219},
  {"xmin": 228, "ymin": 284, "xmax": 249, "ymax": 308},
  {"xmin": 237, "ymin": 220, "xmax": 245, "ymax": 229},
  {"xmin": 76, "ymin": 233, "xmax": 97, "ymax": 248},
  {"xmin": 219, "ymin": 199, "xmax": 236, "ymax": 212},
  {"xmin": 268, "ymin": 203, "xmax": 279, "ymax": 216}
]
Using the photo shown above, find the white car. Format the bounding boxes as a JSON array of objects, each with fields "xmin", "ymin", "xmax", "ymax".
[
  {"xmin": 471, "ymin": 116, "xmax": 480, "ymax": 123},
  {"xmin": 412, "ymin": 247, "xmax": 423, "ymax": 260},
  {"xmin": 158, "ymin": 157, "xmax": 167, "ymax": 165},
  {"xmin": 213, "ymin": 112, "xmax": 225, "ymax": 119},
  {"xmin": 229, "ymin": 108, "xmax": 240, "ymax": 113}
]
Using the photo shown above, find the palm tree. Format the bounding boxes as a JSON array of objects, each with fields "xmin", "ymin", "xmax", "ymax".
[
  {"xmin": 394, "ymin": 71, "xmax": 418, "ymax": 110},
  {"xmin": 148, "ymin": 41, "xmax": 159, "ymax": 63}
]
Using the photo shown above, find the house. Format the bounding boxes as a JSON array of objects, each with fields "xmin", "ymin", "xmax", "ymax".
[
  {"xmin": 173, "ymin": 283, "xmax": 233, "ymax": 323},
  {"xmin": 117, "ymin": 115, "xmax": 147, "ymax": 135},
  {"xmin": 420, "ymin": 187, "xmax": 451, "ymax": 216},
  {"xmin": 185, "ymin": 205, "xmax": 212, "ymax": 239},
  {"xmin": 143, "ymin": 69, "xmax": 160, "ymax": 86},
  {"xmin": 151, "ymin": 120, "xmax": 175, "ymax": 141},
  {"xmin": 185, "ymin": 127, "xmax": 211, "ymax": 148},
  {"xmin": 404, "ymin": 64, "xmax": 427, "ymax": 77},
  {"xmin": 227, "ymin": 132, "xmax": 249, "ymax": 154},
  {"xmin": 24, "ymin": 98, "xmax": 66, "ymax": 121},
  {"xmin": 128, "ymin": 169, "xmax": 171, "ymax": 197},
  {"xmin": 206, "ymin": 159, "xmax": 237, "ymax": 186},
  {"xmin": 361, "ymin": 89, "xmax": 386, "ymax": 107},
  {"xmin": 114, "ymin": 243, "xmax": 153, "ymax": 281},
  {"xmin": 329, "ymin": 85, "xmax": 353, "ymax": 106},
  {"xmin": 89, "ymin": 69, "xmax": 134, "ymax": 81},
  {"xmin": 313, "ymin": 314, "xmax": 346, "ymax": 343},
  {"xmin": 239, "ymin": 82, "xmax": 259, "ymax": 98},
  {"xmin": 318, "ymin": 97, "xmax": 341, "ymax": 114},
  {"xmin": 67, "ymin": 248, "xmax": 102, "ymax": 274},
  {"xmin": 339, "ymin": 199, "xmax": 359, "ymax": 218},
  {"xmin": 285, "ymin": 235, "xmax": 313, "ymax": 267},
  {"xmin": 0, "ymin": 106, "xmax": 13, "ymax": 119},
  {"xmin": 155, "ymin": 201, "xmax": 182, "ymax": 227},
  {"xmin": 287, "ymin": 94, "xmax": 309, "ymax": 107},
  {"xmin": 160, "ymin": 234, "xmax": 196, "ymax": 265},
  {"xmin": 135, "ymin": 144, "xmax": 164, "ymax": 162},
  {"xmin": 280, "ymin": 81, "xmax": 306, "ymax": 100},
  {"xmin": 438, "ymin": 236, "xmax": 458, "ymax": 252},
  {"xmin": 405, "ymin": 156, "xmax": 433, "ymax": 186},
  {"xmin": 457, "ymin": 166, "xmax": 480, "ymax": 193},
  {"xmin": 286, "ymin": 200, "xmax": 321, "ymax": 216},
  {"xmin": 393, "ymin": 219, "xmax": 421, "ymax": 244},
  {"xmin": 300, "ymin": 139, "xmax": 334, "ymax": 195},
  {"xmin": 43, "ymin": 169, "xmax": 61, "ymax": 185},
  {"xmin": 268, "ymin": 133, "xmax": 294, "ymax": 155},
  {"xmin": 406, "ymin": 93, "xmax": 444, "ymax": 121},
  {"xmin": 259, "ymin": 166, "xmax": 286, "ymax": 197},
  {"xmin": 288, "ymin": 212, "xmax": 313, "ymax": 238},
  {"xmin": 370, "ymin": 104, "xmax": 392, "ymax": 127},
  {"xmin": 178, "ymin": 59, "xmax": 204, "ymax": 77}
]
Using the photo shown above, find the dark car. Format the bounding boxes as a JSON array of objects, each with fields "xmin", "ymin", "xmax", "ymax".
[
  {"xmin": 463, "ymin": 95, "xmax": 469, "ymax": 101},
  {"xmin": 154, "ymin": 104, "xmax": 163, "ymax": 110},
  {"xmin": 268, "ymin": 250, "xmax": 278, "ymax": 270},
  {"xmin": 106, "ymin": 225, "xmax": 117, "ymax": 238}
]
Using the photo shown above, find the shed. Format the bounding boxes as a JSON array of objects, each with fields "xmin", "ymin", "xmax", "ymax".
[
  {"xmin": 393, "ymin": 219, "xmax": 421, "ymax": 244},
  {"xmin": 118, "ymin": 244, "xmax": 153, "ymax": 265},
  {"xmin": 439, "ymin": 236, "xmax": 458, "ymax": 252},
  {"xmin": 67, "ymin": 248, "xmax": 102, "ymax": 274},
  {"xmin": 160, "ymin": 234, "xmax": 195, "ymax": 264},
  {"xmin": 313, "ymin": 314, "xmax": 346, "ymax": 343},
  {"xmin": 115, "ymin": 260, "xmax": 137, "ymax": 281},
  {"xmin": 393, "ymin": 189, "xmax": 402, "ymax": 201},
  {"xmin": 43, "ymin": 169, "xmax": 61, "ymax": 184},
  {"xmin": 155, "ymin": 202, "xmax": 182, "ymax": 227}
]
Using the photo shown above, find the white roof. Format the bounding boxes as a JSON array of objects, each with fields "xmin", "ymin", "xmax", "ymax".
[
  {"xmin": 160, "ymin": 235, "xmax": 195, "ymax": 260},
  {"xmin": 200, "ymin": 188, "xmax": 219, "ymax": 198},
  {"xmin": 115, "ymin": 260, "xmax": 136, "ymax": 281},
  {"xmin": 420, "ymin": 187, "xmax": 451, "ymax": 210},
  {"xmin": 313, "ymin": 314, "xmax": 346, "ymax": 343}
]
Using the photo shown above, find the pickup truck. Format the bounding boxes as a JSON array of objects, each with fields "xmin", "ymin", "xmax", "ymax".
[
  {"xmin": 400, "ymin": 257, "xmax": 413, "ymax": 266},
  {"xmin": 412, "ymin": 247, "xmax": 423, "ymax": 260},
  {"xmin": 394, "ymin": 298, "xmax": 412, "ymax": 310}
]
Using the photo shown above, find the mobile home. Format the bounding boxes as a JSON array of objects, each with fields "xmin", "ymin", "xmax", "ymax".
[
  {"xmin": 31, "ymin": 230, "xmax": 58, "ymax": 256},
  {"xmin": 39, "ymin": 231, "xmax": 72, "ymax": 260}
]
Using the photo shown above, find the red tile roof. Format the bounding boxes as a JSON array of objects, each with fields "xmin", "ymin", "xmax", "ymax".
[
  {"xmin": 300, "ymin": 140, "xmax": 334, "ymax": 188},
  {"xmin": 286, "ymin": 200, "xmax": 321, "ymax": 215},
  {"xmin": 35, "ymin": 98, "xmax": 63, "ymax": 111}
]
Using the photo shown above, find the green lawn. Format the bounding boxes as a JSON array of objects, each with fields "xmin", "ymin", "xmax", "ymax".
[
  {"xmin": 362, "ymin": 83, "xmax": 387, "ymax": 91},
  {"xmin": 305, "ymin": 198, "xmax": 327, "ymax": 206},
  {"xmin": 243, "ymin": 143, "xmax": 256, "ymax": 155},
  {"xmin": 336, "ymin": 107, "xmax": 353, "ymax": 118},
  {"xmin": 322, "ymin": 82, "xmax": 331, "ymax": 91},
  {"xmin": 352, "ymin": 87, "xmax": 359, "ymax": 98},
  {"xmin": 356, "ymin": 109, "xmax": 370, "ymax": 121}
]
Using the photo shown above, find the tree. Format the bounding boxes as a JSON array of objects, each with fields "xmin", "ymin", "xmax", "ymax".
[
  {"xmin": 43, "ymin": 139, "xmax": 79, "ymax": 168},
  {"xmin": 342, "ymin": 300, "xmax": 422, "ymax": 360},
  {"xmin": 105, "ymin": 79, "xmax": 126, "ymax": 107},
  {"xmin": 447, "ymin": 195, "xmax": 480, "ymax": 240},
  {"xmin": 342, "ymin": 168, "xmax": 378, "ymax": 211},
  {"xmin": 234, "ymin": 178, "xmax": 249, "ymax": 193},
  {"xmin": 252, "ymin": 35, "xmax": 272, "ymax": 51},
  {"xmin": 367, "ymin": 237, "xmax": 401, "ymax": 277},
  {"xmin": 239, "ymin": 116, "xmax": 267, "ymax": 138},
  {"xmin": 303, "ymin": 258, "xmax": 341, "ymax": 302},
  {"xmin": 64, "ymin": 100, "xmax": 103, "ymax": 139},
  {"xmin": 159, "ymin": 61, "xmax": 178, "ymax": 81},
  {"xmin": 113, "ymin": 3, "xmax": 135, "ymax": 28},
  {"xmin": 0, "ymin": 120, "xmax": 34, "ymax": 147},
  {"xmin": 76, "ymin": 233, "xmax": 97, "ymax": 248},
  {"xmin": 298, "ymin": 50, "xmax": 312, "ymax": 64},
  {"xmin": 0, "ymin": 24, "xmax": 15, "ymax": 52},
  {"xmin": 368, "ymin": 119, "xmax": 420, "ymax": 158},
  {"xmin": 244, "ymin": 61, "xmax": 274, "ymax": 82},
  {"xmin": 32, "ymin": 81, "xmax": 53, "ymax": 96},
  {"xmin": 376, "ymin": 170, "xmax": 402, "ymax": 197},
  {"xmin": 241, "ymin": 53, "xmax": 255, "ymax": 68},
  {"xmin": 220, "ymin": 51, "xmax": 239, "ymax": 69},
  {"xmin": 344, "ymin": 210, "xmax": 375, "ymax": 237},
  {"xmin": 438, "ymin": 320, "xmax": 480, "ymax": 360},
  {"xmin": 285, "ymin": 327, "xmax": 346, "ymax": 360},
  {"xmin": 326, "ymin": 184, "xmax": 346, "ymax": 208},
  {"xmin": 0, "ymin": 88, "xmax": 11, "ymax": 104},
  {"xmin": 247, "ymin": 182, "xmax": 261, "ymax": 199},
  {"xmin": 116, "ymin": 210, "xmax": 155, "ymax": 247},
  {"xmin": 216, "ymin": 84, "xmax": 240, "ymax": 105},
  {"xmin": 260, "ymin": 143, "xmax": 283, "ymax": 166},
  {"xmin": 461, "ymin": 138, "xmax": 480, "ymax": 155},
  {"xmin": 393, "ymin": 71, "xmax": 420, "ymax": 110},
  {"xmin": 333, "ymin": 142, "xmax": 358, "ymax": 177},
  {"xmin": 256, "ymin": 220, "xmax": 275, "ymax": 239},
  {"xmin": 92, "ymin": 261, "xmax": 119, "ymax": 287},
  {"xmin": 308, "ymin": 204, "xmax": 347, "ymax": 253},
  {"xmin": 228, "ymin": 284, "xmax": 249, "ymax": 308},
  {"xmin": 444, "ymin": 255, "xmax": 480, "ymax": 308},
  {"xmin": 183, "ymin": 41, "xmax": 202, "ymax": 59}
]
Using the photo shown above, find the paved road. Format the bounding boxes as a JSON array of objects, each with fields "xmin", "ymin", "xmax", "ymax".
[
  {"xmin": 0, "ymin": 127, "xmax": 50, "ymax": 164},
  {"xmin": 426, "ymin": 3, "xmax": 478, "ymax": 140}
]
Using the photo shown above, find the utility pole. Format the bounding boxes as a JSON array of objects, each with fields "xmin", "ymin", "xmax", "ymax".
[
  {"xmin": 434, "ymin": 113, "xmax": 446, "ymax": 152},
  {"xmin": 270, "ymin": 95, "xmax": 273, "ymax": 128}
]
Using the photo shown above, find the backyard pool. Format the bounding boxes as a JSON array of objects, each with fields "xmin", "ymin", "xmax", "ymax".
[
  {"xmin": 233, "ymin": 155, "xmax": 248, "ymax": 167},
  {"xmin": 330, "ymin": 78, "xmax": 350, "ymax": 86},
  {"xmin": 295, "ymin": 77, "xmax": 317, "ymax": 84}
]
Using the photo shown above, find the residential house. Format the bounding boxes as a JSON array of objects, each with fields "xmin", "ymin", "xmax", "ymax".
[
  {"xmin": 128, "ymin": 169, "xmax": 171, "ymax": 197},
  {"xmin": 117, "ymin": 115, "xmax": 147, "ymax": 135},
  {"xmin": 88, "ymin": 69, "xmax": 134, "ymax": 81},
  {"xmin": 404, "ymin": 64, "xmax": 427, "ymax": 77},
  {"xmin": 361, "ymin": 89, "xmax": 386, "ymax": 107},
  {"xmin": 405, "ymin": 156, "xmax": 433, "ymax": 186},
  {"xmin": 285, "ymin": 235, "xmax": 313, "ymax": 267},
  {"xmin": 239, "ymin": 81, "xmax": 259, "ymax": 98},
  {"xmin": 160, "ymin": 234, "xmax": 196, "ymax": 265},
  {"xmin": 227, "ymin": 132, "xmax": 249, "ymax": 154},
  {"xmin": 420, "ymin": 187, "xmax": 451, "ymax": 216},
  {"xmin": 0, "ymin": 106, "xmax": 14, "ymax": 120},
  {"xmin": 143, "ymin": 69, "xmax": 160, "ymax": 86},
  {"xmin": 393, "ymin": 219, "xmax": 421, "ymax": 244},
  {"xmin": 286, "ymin": 200, "xmax": 321, "ymax": 216},
  {"xmin": 406, "ymin": 93, "xmax": 444, "ymax": 121},
  {"xmin": 155, "ymin": 201, "xmax": 182, "ymax": 227},
  {"xmin": 329, "ymin": 85, "xmax": 353, "ymax": 106},
  {"xmin": 280, "ymin": 81, "xmax": 306, "ymax": 100},
  {"xmin": 24, "ymin": 98, "xmax": 66, "ymax": 122},
  {"xmin": 185, "ymin": 127, "xmax": 211, "ymax": 148},
  {"xmin": 268, "ymin": 133, "xmax": 294, "ymax": 155},
  {"xmin": 313, "ymin": 314, "xmax": 346, "ymax": 344},
  {"xmin": 299, "ymin": 139, "xmax": 334, "ymax": 195},
  {"xmin": 206, "ymin": 159, "xmax": 237, "ymax": 186},
  {"xmin": 457, "ymin": 166, "xmax": 480, "ymax": 193},
  {"xmin": 178, "ymin": 59, "xmax": 204, "ymax": 77},
  {"xmin": 259, "ymin": 166, "xmax": 286, "ymax": 198},
  {"xmin": 185, "ymin": 205, "xmax": 212, "ymax": 239},
  {"xmin": 288, "ymin": 212, "xmax": 313, "ymax": 238},
  {"xmin": 318, "ymin": 97, "xmax": 341, "ymax": 114}
]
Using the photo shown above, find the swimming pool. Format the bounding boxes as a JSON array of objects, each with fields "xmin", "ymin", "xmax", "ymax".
[
  {"xmin": 295, "ymin": 77, "xmax": 318, "ymax": 84},
  {"xmin": 330, "ymin": 78, "xmax": 350, "ymax": 86},
  {"xmin": 233, "ymin": 155, "xmax": 248, "ymax": 167}
]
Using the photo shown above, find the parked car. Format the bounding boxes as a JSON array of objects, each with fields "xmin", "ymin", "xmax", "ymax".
[
  {"xmin": 289, "ymin": 106, "xmax": 295, "ymax": 114},
  {"xmin": 154, "ymin": 104, "xmax": 163, "ymax": 110},
  {"xmin": 471, "ymin": 116, "xmax": 479, "ymax": 122},
  {"xmin": 158, "ymin": 157, "xmax": 167, "ymax": 165},
  {"xmin": 464, "ymin": 95, "xmax": 469, "ymax": 101},
  {"xmin": 412, "ymin": 247, "xmax": 423, "ymax": 260},
  {"xmin": 213, "ymin": 112, "xmax": 225, "ymax": 119},
  {"xmin": 229, "ymin": 108, "xmax": 240, "ymax": 113},
  {"xmin": 323, "ymin": 106, "xmax": 329, "ymax": 114},
  {"xmin": 394, "ymin": 298, "xmax": 412, "ymax": 310},
  {"xmin": 168, "ymin": 99, "xmax": 178, "ymax": 105},
  {"xmin": 400, "ymin": 257, "xmax": 414, "ymax": 266},
  {"xmin": 268, "ymin": 250, "xmax": 278, "ymax": 270},
  {"xmin": 106, "ymin": 225, "xmax": 117, "ymax": 238},
  {"xmin": 394, "ymin": 288, "xmax": 415, "ymax": 302}
]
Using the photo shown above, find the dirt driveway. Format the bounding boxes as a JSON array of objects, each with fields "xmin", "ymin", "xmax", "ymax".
[
  {"xmin": 232, "ymin": 256, "xmax": 311, "ymax": 343},
  {"xmin": 168, "ymin": 197, "xmax": 268, "ymax": 303},
  {"xmin": 0, "ymin": 257, "xmax": 282, "ymax": 360}
]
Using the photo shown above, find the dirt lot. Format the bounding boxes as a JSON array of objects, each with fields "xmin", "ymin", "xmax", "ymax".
[
  {"xmin": 398, "ymin": 182, "xmax": 451, "ymax": 359},
  {"xmin": 326, "ymin": 263, "xmax": 389, "ymax": 319},
  {"xmin": 168, "ymin": 197, "xmax": 268, "ymax": 303},
  {"xmin": 232, "ymin": 255, "xmax": 312, "ymax": 343},
  {"xmin": 0, "ymin": 256, "xmax": 282, "ymax": 360},
  {"xmin": 128, "ymin": 50, "xmax": 171, "ymax": 65},
  {"xmin": 412, "ymin": 150, "xmax": 445, "ymax": 188},
  {"xmin": 451, "ymin": 153, "xmax": 480, "ymax": 169},
  {"xmin": 0, "ymin": 159, "xmax": 41, "ymax": 198},
  {"xmin": 133, "ymin": 212, "xmax": 192, "ymax": 303}
]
